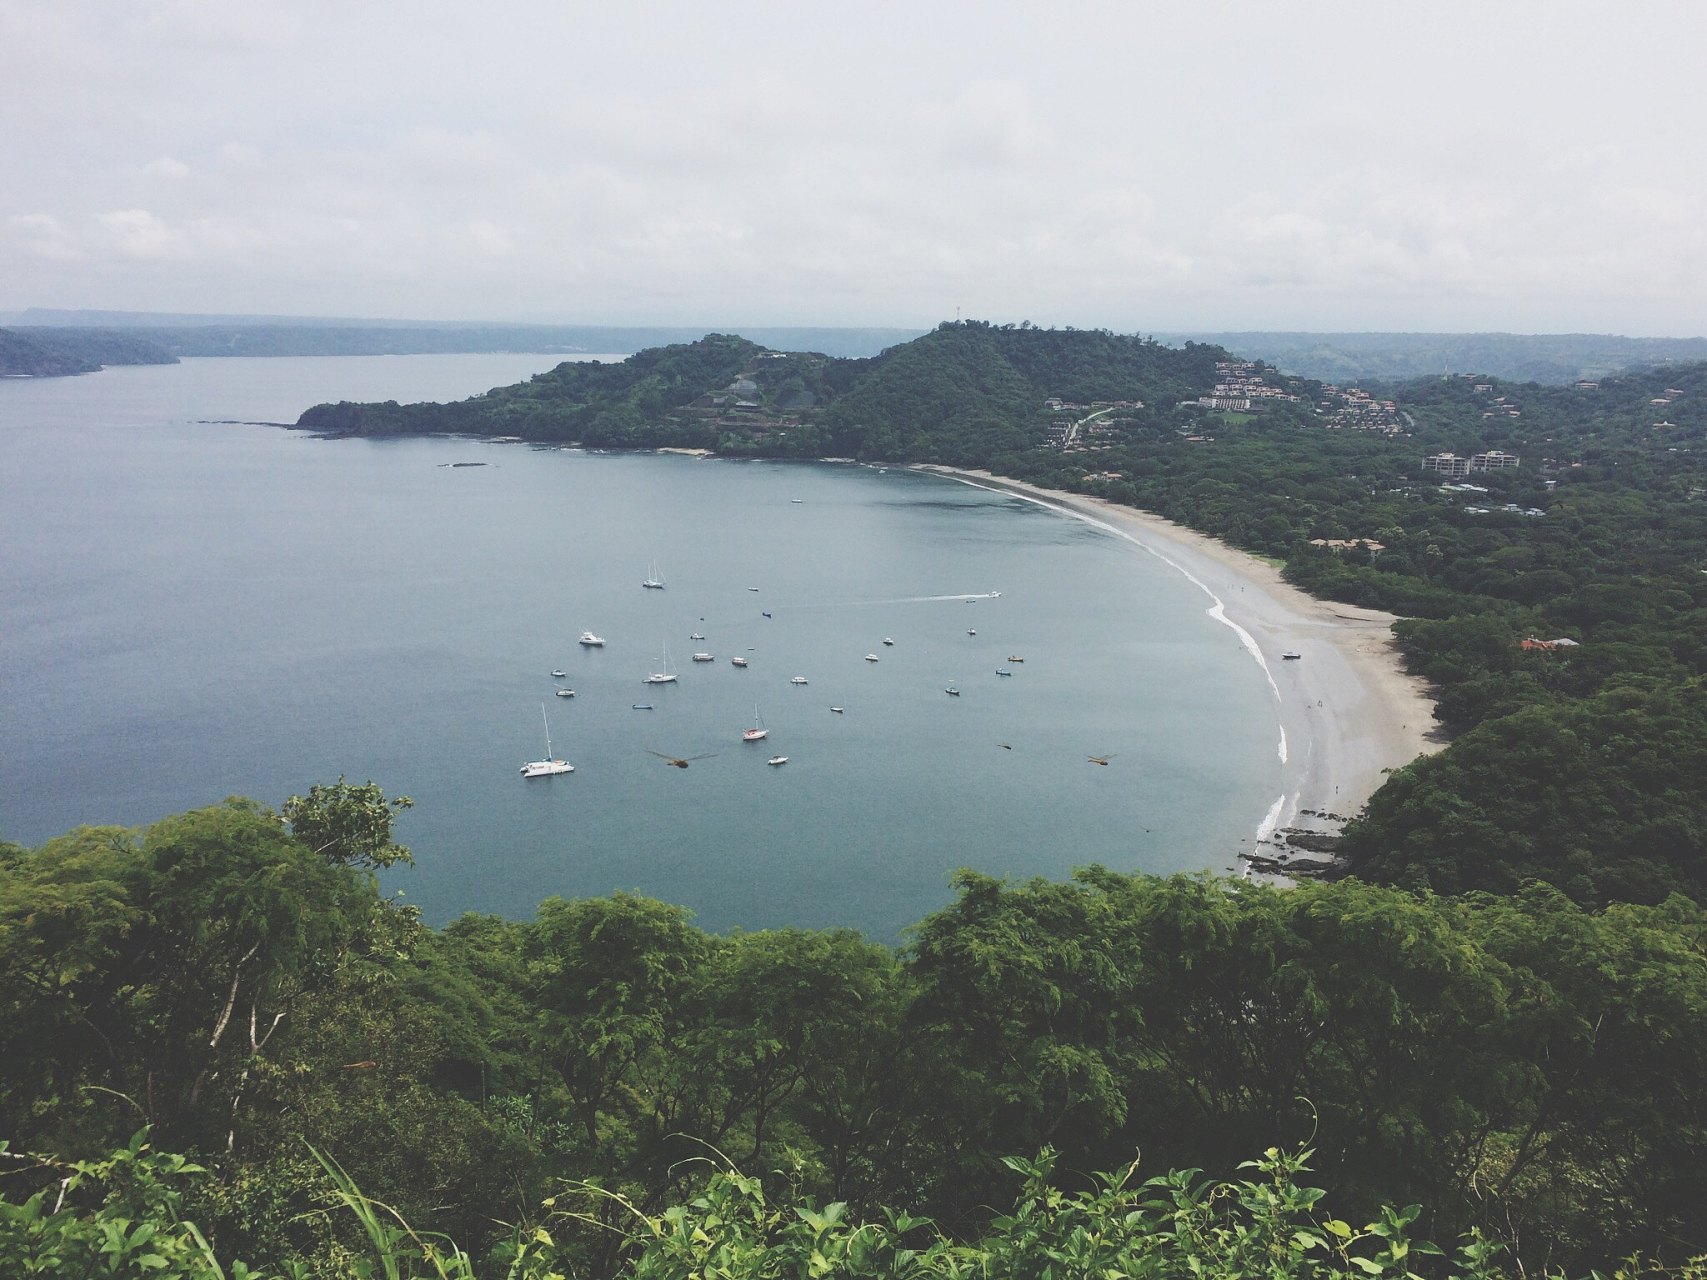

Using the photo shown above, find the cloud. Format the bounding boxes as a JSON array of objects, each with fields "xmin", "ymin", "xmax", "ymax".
[{"xmin": 4, "ymin": 2, "xmax": 1707, "ymax": 331}]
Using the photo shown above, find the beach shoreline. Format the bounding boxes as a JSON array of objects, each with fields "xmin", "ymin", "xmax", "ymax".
[{"xmin": 916, "ymin": 466, "xmax": 1445, "ymax": 865}]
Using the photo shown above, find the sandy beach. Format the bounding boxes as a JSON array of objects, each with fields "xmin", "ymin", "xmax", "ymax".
[{"xmin": 918, "ymin": 467, "xmax": 1444, "ymax": 858}]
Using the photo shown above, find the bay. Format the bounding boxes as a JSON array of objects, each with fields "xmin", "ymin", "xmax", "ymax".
[{"xmin": 0, "ymin": 355, "xmax": 1279, "ymax": 940}]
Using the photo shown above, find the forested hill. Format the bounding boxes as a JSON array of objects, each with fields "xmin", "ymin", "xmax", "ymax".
[
  {"xmin": 294, "ymin": 322, "xmax": 1232, "ymax": 461},
  {"xmin": 0, "ymin": 326, "xmax": 176, "ymax": 376}
]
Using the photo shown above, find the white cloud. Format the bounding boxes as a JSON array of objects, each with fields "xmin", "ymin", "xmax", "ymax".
[{"xmin": 3, "ymin": 1, "xmax": 1707, "ymax": 331}]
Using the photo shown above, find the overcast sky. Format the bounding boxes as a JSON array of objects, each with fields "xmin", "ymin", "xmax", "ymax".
[{"xmin": 4, "ymin": 1, "xmax": 1705, "ymax": 333}]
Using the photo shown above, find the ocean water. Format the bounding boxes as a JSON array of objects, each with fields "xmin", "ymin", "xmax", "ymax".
[{"xmin": 0, "ymin": 355, "xmax": 1279, "ymax": 940}]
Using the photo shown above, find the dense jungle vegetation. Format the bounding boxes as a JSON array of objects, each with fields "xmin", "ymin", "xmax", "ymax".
[
  {"xmin": 0, "ymin": 326, "xmax": 176, "ymax": 376},
  {"xmin": 6, "ymin": 783, "xmax": 1707, "ymax": 1275}
]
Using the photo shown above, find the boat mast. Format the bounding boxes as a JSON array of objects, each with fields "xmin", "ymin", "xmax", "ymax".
[{"xmin": 540, "ymin": 703, "xmax": 552, "ymax": 758}]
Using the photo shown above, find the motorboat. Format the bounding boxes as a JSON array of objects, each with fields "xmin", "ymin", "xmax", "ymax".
[
  {"xmin": 791, "ymin": 498, "xmax": 803, "ymax": 503},
  {"xmin": 791, "ymin": 676, "xmax": 808, "ymax": 685},
  {"xmin": 997, "ymin": 669, "xmax": 1012, "ymax": 676},
  {"xmin": 579, "ymin": 632, "xmax": 605, "ymax": 646},
  {"xmin": 767, "ymin": 756, "xmax": 788, "ymax": 766},
  {"xmin": 864, "ymin": 653, "xmax": 879, "ymax": 662},
  {"xmin": 883, "ymin": 637, "xmax": 894, "ymax": 646},
  {"xmin": 830, "ymin": 706, "xmax": 844, "ymax": 713},
  {"xmin": 731, "ymin": 656, "xmax": 749, "ymax": 667},
  {"xmin": 551, "ymin": 669, "xmax": 567, "ymax": 677},
  {"xmin": 1282, "ymin": 651, "xmax": 1302, "ymax": 660},
  {"xmin": 692, "ymin": 653, "xmax": 714, "ymax": 662},
  {"xmin": 555, "ymin": 688, "xmax": 575, "ymax": 697},
  {"xmin": 748, "ymin": 586, "xmax": 760, "ymax": 591},
  {"xmin": 743, "ymin": 706, "xmax": 768, "ymax": 742},
  {"xmin": 967, "ymin": 629, "xmax": 977, "ymax": 636},
  {"xmin": 520, "ymin": 705, "xmax": 573, "ymax": 777},
  {"xmin": 762, "ymin": 611, "xmax": 772, "ymax": 618},
  {"xmin": 632, "ymin": 703, "xmax": 653, "ymax": 710},
  {"xmin": 690, "ymin": 632, "xmax": 705, "ymax": 640},
  {"xmin": 945, "ymin": 685, "xmax": 960, "ymax": 696},
  {"xmin": 1007, "ymin": 656, "xmax": 1024, "ymax": 663}
]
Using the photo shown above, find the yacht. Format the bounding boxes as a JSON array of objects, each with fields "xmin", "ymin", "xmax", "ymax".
[
  {"xmin": 555, "ymin": 688, "xmax": 575, "ymax": 697},
  {"xmin": 551, "ymin": 669, "xmax": 566, "ymax": 677},
  {"xmin": 790, "ymin": 676, "xmax": 808, "ymax": 685},
  {"xmin": 883, "ymin": 637, "xmax": 894, "ymax": 646},
  {"xmin": 579, "ymin": 631, "xmax": 605, "ymax": 647},
  {"xmin": 642, "ymin": 560, "xmax": 665, "ymax": 589},
  {"xmin": 643, "ymin": 643, "xmax": 678, "ymax": 684},
  {"xmin": 520, "ymin": 705, "xmax": 574, "ymax": 777},
  {"xmin": 692, "ymin": 653, "xmax": 714, "ymax": 662},
  {"xmin": 864, "ymin": 653, "xmax": 879, "ymax": 662},
  {"xmin": 1282, "ymin": 651, "xmax": 1302, "ymax": 660},
  {"xmin": 731, "ymin": 655, "xmax": 748, "ymax": 667},
  {"xmin": 743, "ymin": 706, "xmax": 768, "ymax": 742},
  {"xmin": 945, "ymin": 685, "xmax": 960, "ymax": 696},
  {"xmin": 690, "ymin": 632, "xmax": 705, "ymax": 640},
  {"xmin": 767, "ymin": 755, "xmax": 788, "ymax": 766}
]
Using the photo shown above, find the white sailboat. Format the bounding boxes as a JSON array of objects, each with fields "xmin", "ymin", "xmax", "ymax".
[
  {"xmin": 643, "ymin": 643, "xmax": 678, "ymax": 684},
  {"xmin": 642, "ymin": 560, "xmax": 665, "ymax": 589},
  {"xmin": 743, "ymin": 705, "xmax": 768, "ymax": 742},
  {"xmin": 520, "ymin": 704, "xmax": 574, "ymax": 777}
]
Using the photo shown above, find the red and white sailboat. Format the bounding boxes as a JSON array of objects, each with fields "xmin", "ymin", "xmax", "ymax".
[{"xmin": 742, "ymin": 705, "xmax": 768, "ymax": 742}]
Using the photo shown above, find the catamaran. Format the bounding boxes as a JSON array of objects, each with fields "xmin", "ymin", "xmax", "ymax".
[
  {"xmin": 743, "ymin": 706, "xmax": 768, "ymax": 742},
  {"xmin": 644, "ymin": 643, "xmax": 678, "ymax": 684},
  {"xmin": 642, "ymin": 561, "xmax": 665, "ymax": 589},
  {"xmin": 520, "ymin": 705, "xmax": 574, "ymax": 777}
]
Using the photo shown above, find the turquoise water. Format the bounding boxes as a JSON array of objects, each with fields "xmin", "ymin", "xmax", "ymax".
[{"xmin": 0, "ymin": 356, "xmax": 1278, "ymax": 940}]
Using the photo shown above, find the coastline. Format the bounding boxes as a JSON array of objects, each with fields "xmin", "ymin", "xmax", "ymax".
[{"xmin": 916, "ymin": 466, "xmax": 1444, "ymax": 867}]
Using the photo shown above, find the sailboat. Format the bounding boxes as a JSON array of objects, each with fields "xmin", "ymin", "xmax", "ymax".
[
  {"xmin": 743, "ymin": 705, "xmax": 768, "ymax": 742},
  {"xmin": 643, "ymin": 643, "xmax": 678, "ymax": 684},
  {"xmin": 520, "ymin": 704, "xmax": 574, "ymax": 777},
  {"xmin": 642, "ymin": 560, "xmax": 665, "ymax": 589}
]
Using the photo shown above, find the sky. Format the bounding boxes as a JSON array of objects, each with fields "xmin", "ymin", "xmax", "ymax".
[{"xmin": 4, "ymin": 0, "xmax": 1706, "ymax": 334}]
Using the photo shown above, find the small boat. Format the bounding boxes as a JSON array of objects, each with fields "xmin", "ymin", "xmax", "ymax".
[
  {"xmin": 690, "ymin": 632, "xmax": 705, "ymax": 640},
  {"xmin": 991, "ymin": 591, "xmax": 1001, "ymax": 597},
  {"xmin": 1282, "ymin": 651, "xmax": 1302, "ymax": 661},
  {"xmin": 692, "ymin": 653, "xmax": 713, "ymax": 662},
  {"xmin": 865, "ymin": 653, "xmax": 879, "ymax": 662},
  {"xmin": 579, "ymin": 632, "xmax": 605, "ymax": 647},
  {"xmin": 791, "ymin": 676, "xmax": 808, "ymax": 685},
  {"xmin": 632, "ymin": 703, "xmax": 654, "ymax": 710},
  {"xmin": 830, "ymin": 706, "xmax": 844, "ymax": 713},
  {"xmin": 748, "ymin": 587, "xmax": 760, "ymax": 592},
  {"xmin": 762, "ymin": 611, "xmax": 772, "ymax": 618},
  {"xmin": 520, "ymin": 705, "xmax": 574, "ymax": 777},
  {"xmin": 997, "ymin": 669, "xmax": 1012, "ymax": 676},
  {"xmin": 967, "ymin": 629, "xmax": 977, "ymax": 636},
  {"xmin": 551, "ymin": 669, "xmax": 567, "ymax": 677},
  {"xmin": 643, "ymin": 643, "xmax": 678, "ymax": 684},
  {"xmin": 731, "ymin": 656, "xmax": 748, "ymax": 667},
  {"xmin": 1007, "ymin": 656, "xmax": 1024, "ymax": 663},
  {"xmin": 743, "ymin": 706, "xmax": 768, "ymax": 742},
  {"xmin": 791, "ymin": 498, "xmax": 803, "ymax": 504},
  {"xmin": 767, "ymin": 755, "xmax": 788, "ymax": 766},
  {"xmin": 945, "ymin": 686, "xmax": 960, "ymax": 696},
  {"xmin": 555, "ymin": 688, "xmax": 575, "ymax": 697},
  {"xmin": 642, "ymin": 560, "xmax": 664, "ymax": 589},
  {"xmin": 883, "ymin": 637, "xmax": 894, "ymax": 646}
]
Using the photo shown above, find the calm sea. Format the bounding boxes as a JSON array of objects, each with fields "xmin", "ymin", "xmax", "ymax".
[{"xmin": 0, "ymin": 355, "xmax": 1278, "ymax": 940}]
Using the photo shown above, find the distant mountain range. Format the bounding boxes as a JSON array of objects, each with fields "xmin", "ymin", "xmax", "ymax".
[
  {"xmin": 7, "ymin": 310, "xmax": 1707, "ymax": 384},
  {"xmin": 1164, "ymin": 331, "xmax": 1707, "ymax": 384}
]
